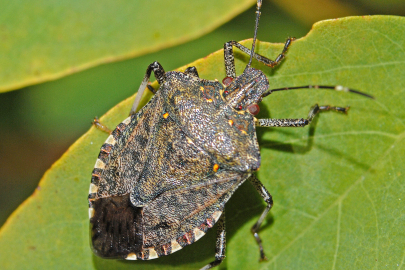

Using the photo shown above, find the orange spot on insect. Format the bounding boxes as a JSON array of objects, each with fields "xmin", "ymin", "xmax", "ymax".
[
  {"xmin": 213, "ymin": 164, "xmax": 219, "ymax": 172},
  {"xmin": 200, "ymin": 86, "xmax": 204, "ymax": 91},
  {"xmin": 162, "ymin": 245, "xmax": 168, "ymax": 255},
  {"xmin": 206, "ymin": 218, "xmax": 214, "ymax": 228},
  {"xmin": 228, "ymin": 120, "xmax": 234, "ymax": 126},
  {"xmin": 206, "ymin": 98, "xmax": 213, "ymax": 103},
  {"xmin": 100, "ymin": 148, "xmax": 110, "ymax": 154},
  {"xmin": 183, "ymin": 233, "xmax": 192, "ymax": 244},
  {"xmin": 163, "ymin": 112, "xmax": 169, "ymax": 119}
]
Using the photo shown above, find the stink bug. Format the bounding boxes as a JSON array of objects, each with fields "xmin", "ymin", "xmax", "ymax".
[{"xmin": 88, "ymin": 0, "xmax": 373, "ymax": 269}]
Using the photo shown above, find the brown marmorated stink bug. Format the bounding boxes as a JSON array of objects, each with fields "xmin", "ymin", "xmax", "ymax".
[{"xmin": 88, "ymin": 1, "xmax": 373, "ymax": 269}]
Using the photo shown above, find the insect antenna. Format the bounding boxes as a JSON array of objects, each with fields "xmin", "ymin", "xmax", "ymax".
[
  {"xmin": 262, "ymin": 85, "xmax": 374, "ymax": 99},
  {"xmin": 248, "ymin": 0, "xmax": 262, "ymax": 67}
]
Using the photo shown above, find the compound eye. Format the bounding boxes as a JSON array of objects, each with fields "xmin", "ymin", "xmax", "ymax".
[
  {"xmin": 247, "ymin": 103, "xmax": 260, "ymax": 115},
  {"xmin": 222, "ymin": 77, "xmax": 233, "ymax": 86}
]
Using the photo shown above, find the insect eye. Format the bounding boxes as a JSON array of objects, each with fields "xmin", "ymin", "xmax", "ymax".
[
  {"xmin": 222, "ymin": 77, "xmax": 233, "ymax": 86},
  {"xmin": 237, "ymin": 105, "xmax": 243, "ymax": 110},
  {"xmin": 247, "ymin": 104, "xmax": 260, "ymax": 115}
]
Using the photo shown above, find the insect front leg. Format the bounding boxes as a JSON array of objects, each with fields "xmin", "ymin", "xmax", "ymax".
[
  {"xmin": 130, "ymin": 61, "xmax": 166, "ymax": 115},
  {"xmin": 223, "ymin": 38, "xmax": 294, "ymax": 78},
  {"xmin": 184, "ymin": 66, "xmax": 199, "ymax": 77},
  {"xmin": 249, "ymin": 174, "xmax": 273, "ymax": 261},
  {"xmin": 93, "ymin": 62, "xmax": 166, "ymax": 133},
  {"xmin": 256, "ymin": 104, "xmax": 350, "ymax": 127},
  {"xmin": 200, "ymin": 211, "xmax": 226, "ymax": 270}
]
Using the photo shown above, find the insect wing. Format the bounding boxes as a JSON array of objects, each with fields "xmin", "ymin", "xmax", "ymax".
[
  {"xmin": 130, "ymin": 104, "xmax": 220, "ymax": 207},
  {"xmin": 90, "ymin": 93, "xmax": 165, "ymax": 200},
  {"xmin": 89, "ymin": 93, "xmax": 166, "ymax": 258},
  {"xmin": 140, "ymin": 169, "xmax": 249, "ymax": 258}
]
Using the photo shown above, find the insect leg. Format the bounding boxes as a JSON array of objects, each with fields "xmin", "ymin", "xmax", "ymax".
[
  {"xmin": 184, "ymin": 66, "xmax": 199, "ymax": 77},
  {"xmin": 256, "ymin": 104, "xmax": 350, "ymax": 127},
  {"xmin": 92, "ymin": 117, "xmax": 112, "ymax": 134},
  {"xmin": 249, "ymin": 174, "xmax": 272, "ymax": 261},
  {"xmin": 130, "ymin": 61, "xmax": 166, "ymax": 115},
  {"xmin": 224, "ymin": 38, "xmax": 294, "ymax": 78},
  {"xmin": 146, "ymin": 84, "xmax": 157, "ymax": 94},
  {"xmin": 200, "ymin": 211, "xmax": 226, "ymax": 270}
]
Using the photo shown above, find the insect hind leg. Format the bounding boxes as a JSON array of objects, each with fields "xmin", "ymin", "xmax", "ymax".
[
  {"xmin": 200, "ymin": 211, "xmax": 226, "ymax": 270},
  {"xmin": 249, "ymin": 175, "xmax": 272, "ymax": 261},
  {"xmin": 130, "ymin": 61, "xmax": 166, "ymax": 115}
]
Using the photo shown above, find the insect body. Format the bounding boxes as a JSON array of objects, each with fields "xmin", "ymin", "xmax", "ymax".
[{"xmin": 88, "ymin": 1, "xmax": 372, "ymax": 269}]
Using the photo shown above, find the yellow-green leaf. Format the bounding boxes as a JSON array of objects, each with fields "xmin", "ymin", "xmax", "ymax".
[
  {"xmin": 0, "ymin": 0, "xmax": 254, "ymax": 93},
  {"xmin": 0, "ymin": 16, "xmax": 404, "ymax": 269}
]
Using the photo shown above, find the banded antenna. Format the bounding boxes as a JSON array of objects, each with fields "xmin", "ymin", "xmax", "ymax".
[{"xmin": 248, "ymin": 0, "xmax": 262, "ymax": 67}]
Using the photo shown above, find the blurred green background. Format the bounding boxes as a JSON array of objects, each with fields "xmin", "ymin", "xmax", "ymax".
[{"xmin": 0, "ymin": 0, "xmax": 404, "ymax": 227}]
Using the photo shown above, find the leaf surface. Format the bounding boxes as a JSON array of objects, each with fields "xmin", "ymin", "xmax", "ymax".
[
  {"xmin": 0, "ymin": 16, "xmax": 404, "ymax": 269},
  {"xmin": 0, "ymin": 0, "xmax": 254, "ymax": 93}
]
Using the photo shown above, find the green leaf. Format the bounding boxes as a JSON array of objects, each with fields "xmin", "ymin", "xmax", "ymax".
[
  {"xmin": 273, "ymin": 0, "xmax": 405, "ymax": 27},
  {"xmin": 0, "ymin": 0, "xmax": 254, "ymax": 93},
  {"xmin": 0, "ymin": 15, "xmax": 404, "ymax": 269}
]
